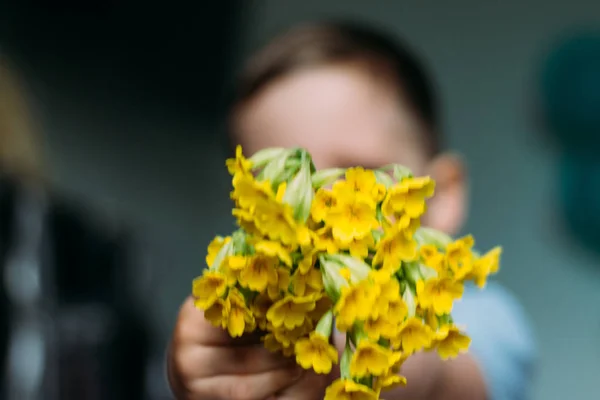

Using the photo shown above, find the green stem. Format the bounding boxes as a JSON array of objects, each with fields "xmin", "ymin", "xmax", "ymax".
[{"xmin": 340, "ymin": 335, "xmax": 353, "ymax": 380}]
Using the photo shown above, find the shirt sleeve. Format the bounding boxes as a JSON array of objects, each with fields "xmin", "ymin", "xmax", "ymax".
[{"xmin": 452, "ymin": 282, "xmax": 537, "ymax": 400}]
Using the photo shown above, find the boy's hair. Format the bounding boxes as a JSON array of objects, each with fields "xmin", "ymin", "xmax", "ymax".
[{"xmin": 230, "ymin": 21, "xmax": 442, "ymax": 155}]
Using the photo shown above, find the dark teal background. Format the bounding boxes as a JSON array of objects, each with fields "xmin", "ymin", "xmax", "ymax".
[{"xmin": 540, "ymin": 30, "xmax": 600, "ymax": 252}]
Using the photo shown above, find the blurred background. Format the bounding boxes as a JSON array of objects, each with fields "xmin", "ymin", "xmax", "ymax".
[{"xmin": 0, "ymin": 1, "xmax": 599, "ymax": 399}]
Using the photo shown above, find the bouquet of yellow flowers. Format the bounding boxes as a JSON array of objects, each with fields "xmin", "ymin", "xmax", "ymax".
[{"xmin": 193, "ymin": 146, "xmax": 501, "ymax": 400}]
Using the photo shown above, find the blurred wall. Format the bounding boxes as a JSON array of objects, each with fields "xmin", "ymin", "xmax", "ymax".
[{"xmin": 2, "ymin": 1, "xmax": 599, "ymax": 399}]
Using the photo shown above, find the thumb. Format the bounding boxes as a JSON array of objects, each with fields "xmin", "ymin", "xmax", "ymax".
[
  {"xmin": 275, "ymin": 369, "xmax": 330, "ymax": 400},
  {"xmin": 178, "ymin": 296, "xmax": 262, "ymax": 346}
]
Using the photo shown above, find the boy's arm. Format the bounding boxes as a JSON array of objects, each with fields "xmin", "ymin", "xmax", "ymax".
[{"xmin": 448, "ymin": 282, "xmax": 537, "ymax": 400}]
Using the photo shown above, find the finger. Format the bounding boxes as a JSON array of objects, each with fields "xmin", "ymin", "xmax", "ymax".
[
  {"xmin": 178, "ymin": 296, "xmax": 262, "ymax": 346},
  {"xmin": 276, "ymin": 369, "xmax": 330, "ymax": 400},
  {"xmin": 175, "ymin": 343, "xmax": 295, "ymax": 378},
  {"xmin": 191, "ymin": 367, "xmax": 305, "ymax": 400}
]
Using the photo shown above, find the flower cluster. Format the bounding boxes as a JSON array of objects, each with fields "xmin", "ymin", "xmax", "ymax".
[{"xmin": 193, "ymin": 146, "xmax": 501, "ymax": 400}]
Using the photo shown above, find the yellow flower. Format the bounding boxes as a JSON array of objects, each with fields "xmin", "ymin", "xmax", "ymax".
[
  {"xmin": 333, "ymin": 167, "xmax": 386, "ymax": 202},
  {"xmin": 203, "ymin": 298, "xmax": 226, "ymax": 328},
  {"xmin": 226, "ymin": 145, "xmax": 252, "ymax": 176},
  {"xmin": 339, "ymin": 267, "xmax": 352, "ymax": 281},
  {"xmin": 370, "ymin": 277, "xmax": 402, "ymax": 319},
  {"xmin": 250, "ymin": 293, "xmax": 273, "ymax": 330},
  {"xmin": 367, "ymin": 301, "xmax": 406, "ymax": 340},
  {"xmin": 374, "ymin": 370, "xmax": 407, "ymax": 394},
  {"xmin": 296, "ymin": 224, "xmax": 313, "ymax": 249},
  {"xmin": 342, "ymin": 233, "xmax": 375, "ymax": 259},
  {"xmin": 381, "ymin": 276, "xmax": 401, "ymax": 297},
  {"xmin": 326, "ymin": 191, "xmax": 379, "ymax": 244},
  {"xmin": 231, "ymin": 173, "xmax": 273, "ymax": 211},
  {"xmin": 292, "ymin": 268, "xmax": 324, "ymax": 296},
  {"xmin": 238, "ymin": 255, "xmax": 278, "ymax": 292},
  {"xmin": 382, "ymin": 176, "xmax": 435, "ymax": 219},
  {"xmin": 295, "ymin": 332, "xmax": 339, "ymax": 374},
  {"xmin": 254, "ymin": 199, "xmax": 299, "ymax": 246},
  {"xmin": 314, "ymin": 227, "xmax": 340, "ymax": 254},
  {"xmin": 254, "ymin": 240, "xmax": 293, "ymax": 267},
  {"xmin": 403, "ymin": 177, "xmax": 435, "ymax": 217},
  {"xmin": 416, "ymin": 277, "xmax": 464, "ymax": 315},
  {"xmin": 350, "ymin": 341, "xmax": 403, "ymax": 378},
  {"xmin": 223, "ymin": 255, "xmax": 248, "ymax": 270},
  {"xmin": 364, "ymin": 315, "xmax": 400, "ymax": 341},
  {"xmin": 486, "ymin": 246, "xmax": 502, "ymax": 274},
  {"xmin": 267, "ymin": 294, "xmax": 319, "ymax": 330},
  {"xmin": 446, "ymin": 235, "xmax": 475, "ymax": 280},
  {"xmin": 272, "ymin": 319, "xmax": 314, "ymax": 348},
  {"xmin": 424, "ymin": 309, "xmax": 440, "ymax": 331},
  {"xmin": 311, "ymin": 188, "xmax": 337, "ymax": 222},
  {"xmin": 218, "ymin": 259, "xmax": 241, "ymax": 285},
  {"xmin": 192, "ymin": 271, "xmax": 228, "ymax": 309},
  {"xmin": 392, "ymin": 317, "xmax": 434, "ymax": 353},
  {"xmin": 334, "ymin": 282, "xmax": 377, "ymax": 331},
  {"xmin": 262, "ymin": 333, "xmax": 294, "ymax": 357},
  {"xmin": 232, "ymin": 208, "xmax": 261, "ymax": 236},
  {"xmin": 298, "ymin": 248, "xmax": 318, "ymax": 274},
  {"xmin": 372, "ymin": 223, "xmax": 417, "ymax": 270},
  {"xmin": 467, "ymin": 246, "xmax": 502, "ymax": 288},
  {"xmin": 419, "ymin": 244, "xmax": 446, "ymax": 274},
  {"xmin": 205, "ymin": 236, "xmax": 231, "ymax": 268},
  {"xmin": 267, "ymin": 267, "xmax": 290, "ymax": 301},
  {"xmin": 387, "ymin": 298, "xmax": 409, "ymax": 325},
  {"xmin": 324, "ymin": 379, "xmax": 378, "ymax": 400},
  {"xmin": 369, "ymin": 267, "xmax": 396, "ymax": 284},
  {"xmin": 433, "ymin": 325, "xmax": 471, "ymax": 359},
  {"xmin": 223, "ymin": 289, "xmax": 255, "ymax": 337}
]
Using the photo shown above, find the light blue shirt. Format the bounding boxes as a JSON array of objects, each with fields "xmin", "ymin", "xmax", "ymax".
[{"xmin": 453, "ymin": 282, "xmax": 536, "ymax": 400}]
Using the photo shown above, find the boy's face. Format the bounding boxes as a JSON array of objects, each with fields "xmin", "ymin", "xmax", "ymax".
[{"xmin": 234, "ymin": 64, "xmax": 466, "ymax": 234}]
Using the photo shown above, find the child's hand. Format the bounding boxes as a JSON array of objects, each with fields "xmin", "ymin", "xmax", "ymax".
[
  {"xmin": 167, "ymin": 297, "xmax": 306, "ymax": 400},
  {"xmin": 273, "ymin": 369, "xmax": 331, "ymax": 400}
]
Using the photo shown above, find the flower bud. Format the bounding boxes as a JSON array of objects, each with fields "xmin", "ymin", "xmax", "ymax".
[
  {"xmin": 312, "ymin": 168, "xmax": 345, "ymax": 189},
  {"xmin": 231, "ymin": 229, "xmax": 249, "ymax": 253},
  {"xmin": 340, "ymin": 339, "xmax": 353, "ymax": 380},
  {"xmin": 419, "ymin": 263, "xmax": 438, "ymax": 280},
  {"xmin": 249, "ymin": 147, "xmax": 287, "ymax": 169},
  {"xmin": 415, "ymin": 227, "xmax": 453, "ymax": 248},
  {"xmin": 402, "ymin": 286, "xmax": 417, "ymax": 318},
  {"xmin": 320, "ymin": 255, "xmax": 349, "ymax": 302},
  {"xmin": 351, "ymin": 323, "xmax": 369, "ymax": 345},
  {"xmin": 403, "ymin": 261, "xmax": 423, "ymax": 286},
  {"xmin": 210, "ymin": 239, "xmax": 233, "ymax": 270},
  {"xmin": 315, "ymin": 310, "xmax": 334, "ymax": 338},
  {"xmin": 392, "ymin": 164, "xmax": 413, "ymax": 181},
  {"xmin": 283, "ymin": 155, "xmax": 314, "ymax": 223},
  {"xmin": 374, "ymin": 170, "xmax": 394, "ymax": 188},
  {"xmin": 326, "ymin": 254, "xmax": 371, "ymax": 283},
  {"xmin": 259, "ymin": 149, "xmax": 295, "ymax": 186}
]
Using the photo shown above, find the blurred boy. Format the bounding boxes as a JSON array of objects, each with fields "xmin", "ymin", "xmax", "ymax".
[{"xmin": 168, "ymin": 22, "xmax": 536, "ymax": 400}]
